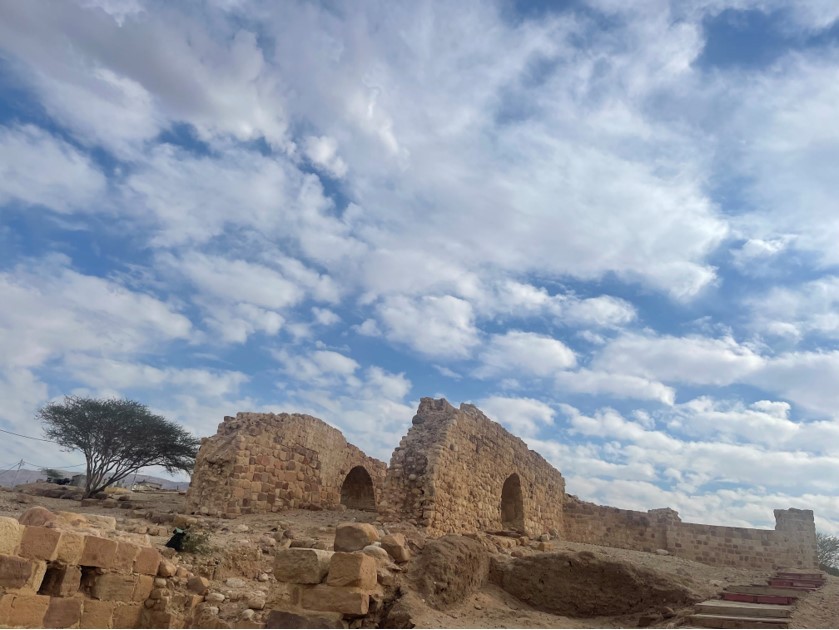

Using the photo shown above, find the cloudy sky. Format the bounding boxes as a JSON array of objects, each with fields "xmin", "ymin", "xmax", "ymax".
[{"xmin": 1, "ymin": 0, "xmax": 838, "ymax": 532}]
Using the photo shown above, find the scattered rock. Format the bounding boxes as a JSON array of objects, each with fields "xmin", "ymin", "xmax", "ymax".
[
  {"xmin": 234, "ymin": 524, "xmax": 250, "ymax": 533},
  {"xmin": 188, "ymin": 576, "xmax": 210, "ymax": 595},
  {"xmin": 362, "ymin": 545, "xmax": 391, "ymax": 564},
  {"xmin": 241, "ymin": 609, "xmax": 256, "ymax": 621},
  {"xmin": 381, "ymin": 533, "xmax": 411, "ymax": 563},
  {"xmin": 225, "ymin": 577, "xmax": 247, "ymax": 588},
  {"xmin": 655, "ymin": 549, "xmax": 670, "ymax": 556},
  {"xmin": 334, "ymin": 522, "xmax": 379, "ymax": 552},
  {"xmin": 247, "ymin": 593, "xmax": 266, "ymax": 610},
  {"xmin": 205, "ymin": 592, "xmax": 225, "ymax": 603},
  {"xmin": 257, "ymin": 572, "xmax": 270, "ymax": 582}
]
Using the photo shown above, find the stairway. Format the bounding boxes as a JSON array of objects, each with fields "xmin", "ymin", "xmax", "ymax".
[{"xmin": 688, "ymin": 570, "xmax": 825, "ymax": 628}]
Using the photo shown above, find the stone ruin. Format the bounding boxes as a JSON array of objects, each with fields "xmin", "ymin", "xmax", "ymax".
[
  {"xmin": 186, "ymin": 398, "xmax": 819, "ymax": 571},
  {"xmin": 186, "ymin": 412, "xmax": 386, "ymax": 518}
]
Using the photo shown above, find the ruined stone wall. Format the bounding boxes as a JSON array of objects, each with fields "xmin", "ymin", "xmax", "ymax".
[
  {"xmin": 381, "ymin": 398, "xmax": 566, "ymax": 537},
  {"xmin": 186, "ymin": 413, "xmax": 386, "ymax": 518},
  {"xmin": 563, "ymin": 496, "xmax": 818, "ymax": 570}
]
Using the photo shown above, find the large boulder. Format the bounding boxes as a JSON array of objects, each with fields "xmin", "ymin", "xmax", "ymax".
[{"xmin": 334, "ymin": 523, "xmax": 379, "ymax": 552}]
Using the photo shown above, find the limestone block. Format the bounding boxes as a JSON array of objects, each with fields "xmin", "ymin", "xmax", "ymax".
[
  {"xmin": 54, "ymin": 530, "xmax": 85, "ymax": 565},
  {"xmin": 133, "ymin": 574, "xmax": 155, "ymax": 602},
  {"xmin": 113, "ymin": 541, "xmax": 141, "ymax": 573},
  {"xmin": 112, "ymin": 602, "xmax": 142, "ymax": 629},
  {"xmin": 44, "ymin": 596, "xmax": 83, "ymax": 629},
  {"xmin": 158, "ymin": 558, "xmax": 177, "ymax": 577},
  {"xmin": 188, "ymin": 575, "xmax": 210, "ymax": 595},
  {"xmin": 133, "ymin": 546, "xmax": 161, "ymax": 575},
  {"xmin": 326, "ymin": 552, "xmax": 377, "ymax": 589},
  {"xmin": 79, "ymin": 535, "xmax": 118, "ymax": 569},
  {"xmin": 263, "ymin": 609, "xmax": 344, "ymax": 628},
  {"xmin": 0, "ymin": 516, "xmax": 24, "ymax": 554},
  {"xmin": 0, "ymin": 553, "xmax": 45, "ymax": 591},
  {"xmin": 92, "ymin": 573, "xmax": 138, "ymax": 601},
  {"xmin": 39, "ymin": 564, "xmax": 82, "ymax": 597},
  {"xmin": 381, "ymin": 534, "xmax": 411, "ymax": 563},
  {"xmin": 334, "ymin": 523, "xmax": 379, "ymax": 552},
  {"xmin": 1, "ymin": 593, "xmax": 50, "ymax": 627},
  {"xmin": 301, "ymin": 584, "xmax": 369, "ymax": 616},
  {"xmin": 274, "ymin": 548, "xmax": 333, "ymax": 584},
  {"xmin": 18, "ymin": 526, "xmax": 62, "ymax": 561}
]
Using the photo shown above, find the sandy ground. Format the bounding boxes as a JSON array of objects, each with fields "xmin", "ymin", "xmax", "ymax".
[{"xmin": 2, "ymin": 486, "xmax": 837, "ymax": 629}]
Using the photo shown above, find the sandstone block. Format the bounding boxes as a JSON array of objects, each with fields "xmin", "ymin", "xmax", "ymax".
[
  {"xmin": 362, "ymin": 545, "xmax": 391, "ymax": 564},
  {"xmin": 18, "ymin": 526, "xmax": 62, "ymax": 561},
  {"xmin": 92, "ymin": 573, "xmax": 138, "ymax": 601},
  {"xmin": 113, "ymin": 541, "xmax": 141, "ymax": 573},
  {"xmin": 112, "ymin": 602, "xmax": 142, "ymax": 629},
  {"xmin": 133, "ymin": 574, "xmax": 155, "ymax": 602},
  {"xmin": 39, "ymin": 564, "xmax": 82, "ymax": 597},
  {"xmin": 44, "ymin": 595, "xmax": 83, "ymax": 629},
  {"xmin": 79, "ymin": 536, "xmax": 118, "ymax": 568},
  {"xmin": 334, "ymin": 523, "xmax": 379, "ymax": 552},
  {"xmin": 80, "ymin": 598, "xmax": 115, "ymax": 629},
  {"xmin": 301, "ymin": 584, "xmax": 369, "ymax": 616},
  {"xmin": 133, "ymin": 546, "xmax": 161, "ymax": 575},
  {"xmin": 2, "ymin": 593, "xmax": 50, "ymax": 627},
  {"xmin": 0, "ymin": 553, "xmax": 45, "ymax": 591},
  {"xmin": 55, "ymin": 530, "xmax": 85, "ymax": 565},
  {"xmin": 0, "ymin": 516, "xmax": 25, "ymax": 554},
  {"xmin": 264, "ymin": 609, "xmax": 344, "ymax": 628},
  {"xmin": 327, "ymin": 552, "xmax": 377, "ymax": 589},
  {"xmin": 274, "ymin": 548, "xmax": 333, "ymax": 584},
  {"xmin": 158, "ymin": 558, "xmax": 177, "ymax": 577},
  {"xmin": 18, "ymin": 506, "xmax": 57, "ymax": 527},
  {"xmin": 188, "ymin": 575, "xmax": 210, "ymax": 595},
  {"xmin": 381, "ymin": 534, "xmax": 411, "ymax": 563}
]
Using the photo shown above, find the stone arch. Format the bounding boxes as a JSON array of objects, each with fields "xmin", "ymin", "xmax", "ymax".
[
  {"xmin": 340, "ymin": 465, "xmax": 376, "ymax": 511},
  {"xmin": 500, "ymin": 473, "xmax": 525, "ymax": 531}
]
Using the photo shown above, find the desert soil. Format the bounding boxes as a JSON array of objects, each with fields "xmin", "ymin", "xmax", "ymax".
[{"xmin": 1, "ymin": 486, "xmax": 836, "ymax": 628}]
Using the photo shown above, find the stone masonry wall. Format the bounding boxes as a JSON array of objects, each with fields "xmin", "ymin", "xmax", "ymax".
[
  {"xmin": 186, "ymin": 413, "xmax": 386, "ymax": 518},
  {"xmin": 563, "ymin": 496, "xmax": 818, "ymax": 570},
  {"xmin": 380, "ymin": 398, "xmax": 566, "ymax": 537}
]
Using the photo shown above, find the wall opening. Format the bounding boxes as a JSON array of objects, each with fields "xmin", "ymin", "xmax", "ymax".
[
  {"xmin": 501, "ymin": 473, "xmax": 525, "ymax": 531},
  {"xmin": 341, "ymin": 466, "xmax": 376, "ymax": 511}
]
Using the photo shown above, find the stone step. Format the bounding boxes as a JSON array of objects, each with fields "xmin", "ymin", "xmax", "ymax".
[
  {"xmin": 696, "ymin": 600, "xmax": 792, "ymax": 619},
  {"xmin": 689, "ymin": 613, "xmax": 789, "ymax": 629},
  {"xmin": 775, "ymin": 571, "xmax": 823, "ymax": 581},
  {"xmin": 724, "ymin": 585, "xmax": 804, "ymax": 598},
  {"xmin": 721, "ymin": 592, "xmax": 796, "ymax": 606},
  {"xmin": 768, "ymin": 578, "xmax": 823, "ymax": 589}
]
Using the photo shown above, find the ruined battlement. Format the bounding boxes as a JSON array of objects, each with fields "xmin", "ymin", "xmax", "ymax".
[{"xmin": 186, "ymin": 412, "xmax": 386, "ymax": 517}]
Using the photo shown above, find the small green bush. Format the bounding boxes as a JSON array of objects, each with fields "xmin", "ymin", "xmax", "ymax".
[{"xmin": 181, "ymin": 529, "xmax": 213, "ymax": 555}]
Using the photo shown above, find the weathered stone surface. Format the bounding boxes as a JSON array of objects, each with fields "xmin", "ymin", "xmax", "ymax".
[
  {"xmin": 381, "ymin": 533, "xmax": 411, "ymax": 563},
  {"xmin": 0, "ymin": 516, "xmax": 24, "ymax": 554},
  {"xmin": 0, "ymin": 554, "xmax": 45, "ymax": 591},
  {"xmin": 112, "ymin": 602, "xmax": 142, "ymax": 629},
  {"xmin": 133, "ymin": 546, "xmax": 161, "ymax": 575},
  {"xmin": 80, "ymin": 599, "xmax": 115, "ymax": 629},
  {"xmin": 1, "ymin": 593, "xmax": 50, "ymax": 627},
  {"xmin": 92, "ymin": 573, "xmax": 138, "ymax": 601},
  {"xmin": 18, "ymin": 506, "xmax": 57, "ymax": 527},
  {"xmin": 44, "ymin": 596, "xmax": 83, "ymax": 629},
  {"xmin": 362, "ymin": 545, "xmax": 391, "ymax": 564},
  {"xmin": 185, "ymin": 412, "xmax": 386, "ymax": 517},
  {"xmin": 334, "ymin": 523, "xmax": 379, "ymax": 552},
  {"xmin": 39, "ymin": 564, "xmax": 81, "ymax": 597},
  {"xmin": 326, "ymin": 552, "xmax": 377, "ymax": 589},
  {"xmin": 188, "ymin": 575, "xmax": 210, "ymax": 595},
  {"xmin": 133, "ymin": 574, "xmax": 155, "ymax": 602},
  {"xmin": 18, "ymin": 526, "xmax": 62, "ymax": 561},
  {"xmin": 79, "ymin": 536, "xmax": 118, "ymax": 569},
  {"xmin": 264, "ymin": 609, "xmax": 344, "ymax": 628},
  {"xmin": 158, "ymin": 558, "xmax": 177, "ymax": 577},
  {"xmin": 113, "ymin": 541, "xmax": 141, "ymax": 573},
  {"xmin": 274, "ymin": 548, "xmax": 333, "ymax": 584},
  {"xmin": 301, "ymin": 584, "xmax": 369, "ymax": 615},
  {"xmin": 54, "ymin": 530, "xmax": 85, "ymax": 565}
]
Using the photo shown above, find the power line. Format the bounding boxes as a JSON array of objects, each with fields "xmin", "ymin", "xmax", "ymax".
[{"xmin": 0, "ymin": 427, "xmax": 57, "ymax": 443}]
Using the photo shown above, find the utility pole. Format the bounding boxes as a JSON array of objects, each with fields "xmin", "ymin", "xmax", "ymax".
[{"xmin": 10, "ymin": 459, "xmax": 24, "ymax": 487}]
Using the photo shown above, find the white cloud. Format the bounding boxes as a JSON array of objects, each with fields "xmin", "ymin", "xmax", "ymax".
[
  {"xmin": 555, "ymin": 369, "xmax": 675, "ymax": 405},
  {"xmin": 303, "ymin": 135, "xmax": 348, "ymax": 178},
  {"xmin": 477, "ymin": 330, "xmax": 576, "ymax": 378},
  {"xmin": 0, "ymin": 125, "xmax": 106, "ymax": 212},
  {"xmin": 375, "ymin": 295, "xmax": 479, "ymax": 359},
  {"xmin": 748, "ymin": 276, "xmax": 839, "ymax": 340},
  {"xmin": 477, "ymin": 396, "xmax": 555, "ymax": 437}
]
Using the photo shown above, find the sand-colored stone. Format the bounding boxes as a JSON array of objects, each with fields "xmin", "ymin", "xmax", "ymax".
[
  {"xmin": 1, "ymin": 593, "xmax": 50, "ymax": 627},
  {"xmin": 301, "ymin": 584, "xmax": 369, "ymax": 615},
  {"xmin": 133, "ymin": 546, "xmax": 161, "ymax": 575},
  {"xmin": 54, "ymin": 530, "xmax": 85, "ymax": 565},
  {"xmin": 0, "ymin": 516, "xmax": 25, "ymax": 554},
  {"xmin": 18, "ymin": 526, "xmax": 62, "ymax": 561},
  {"xmin": 326, "ymin": 552, "xmax": 377, "ymax": 589},
  {"xmin": 381, "ymin": 533, "xmax": 411, "ymax": 562},
  {"xmin": 334, "ymin": 523, "xmax": 379, "ymax": 552},
  {"xmin": 0, "ymin": 554, "xmax": 45, "ymax": 591},
  {"xmin": 79, "ymin": 535, "xmax": 118, "ymax": 569},
  {"xmin": 80, "ymin": 599, "xmax": 115, "ymax": 629},
  {"xmin": 43, "ymin": 596, "xmax": 83, "ymax": 629},
  {"xmin": 274, "ymin": 548, "xmax": 333, "ymax": 584},
  {"xmin": 91, "ymin": 573, "xmax": 138, "ymax": 601},
  {"xmin": 38, "ymin": 564, "xmax": 81, "ymax": 597},
  {"xmin": 113, "ymin": 541, "xmax": 141, "ymax": 573}
]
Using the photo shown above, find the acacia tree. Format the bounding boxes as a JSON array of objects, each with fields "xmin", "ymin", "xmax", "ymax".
[
  {"xmin": 38, "ymin": 396, "xmax": 199, "ymax": 498},
  {"xmin": 817, "ymin": 532, "xmax": 839, "ymax": 574}
]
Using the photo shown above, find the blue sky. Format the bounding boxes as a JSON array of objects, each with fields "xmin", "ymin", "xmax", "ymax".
[{"xmin": 1, "ymin": 0, "xmax": 839, "ymax": 533}]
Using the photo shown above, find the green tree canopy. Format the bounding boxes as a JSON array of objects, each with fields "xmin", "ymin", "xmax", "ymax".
[{"xmin": 38, "ymin": 396, "xmax": 199, "ymax": 498}]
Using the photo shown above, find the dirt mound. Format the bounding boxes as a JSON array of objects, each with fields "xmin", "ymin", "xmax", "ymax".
[
  {"xmin": 410, "ymin": 535, "xmax": 491, "ymax": 608},
  {"xmin": 490, "ymin": 549, "xmax": 700, "ymax": 617}
]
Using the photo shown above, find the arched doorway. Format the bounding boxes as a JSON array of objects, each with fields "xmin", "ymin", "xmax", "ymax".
[
  {"xmin": 340, "ymin": 466, "xmax": 376, "ymax": 511},
  {"xmin": 500, "ymin": 473, "xmax": 524, "ymax": 531}
]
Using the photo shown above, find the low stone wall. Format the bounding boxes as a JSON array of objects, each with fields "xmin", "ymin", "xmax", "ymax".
[
  {"xmin": 563, "ymin": 496, "xmax": 818, "ymax": 570},
  {"xmin": 381, "ymin": 398, "xmax": 566, "ymax": 537},
  {"xmin": 186, "ymin": 412, "xmax": 387, "ymax": 517},
  {"xmin": 0, "ymin": 507, "xmax": 199, "ymax": 629}
]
